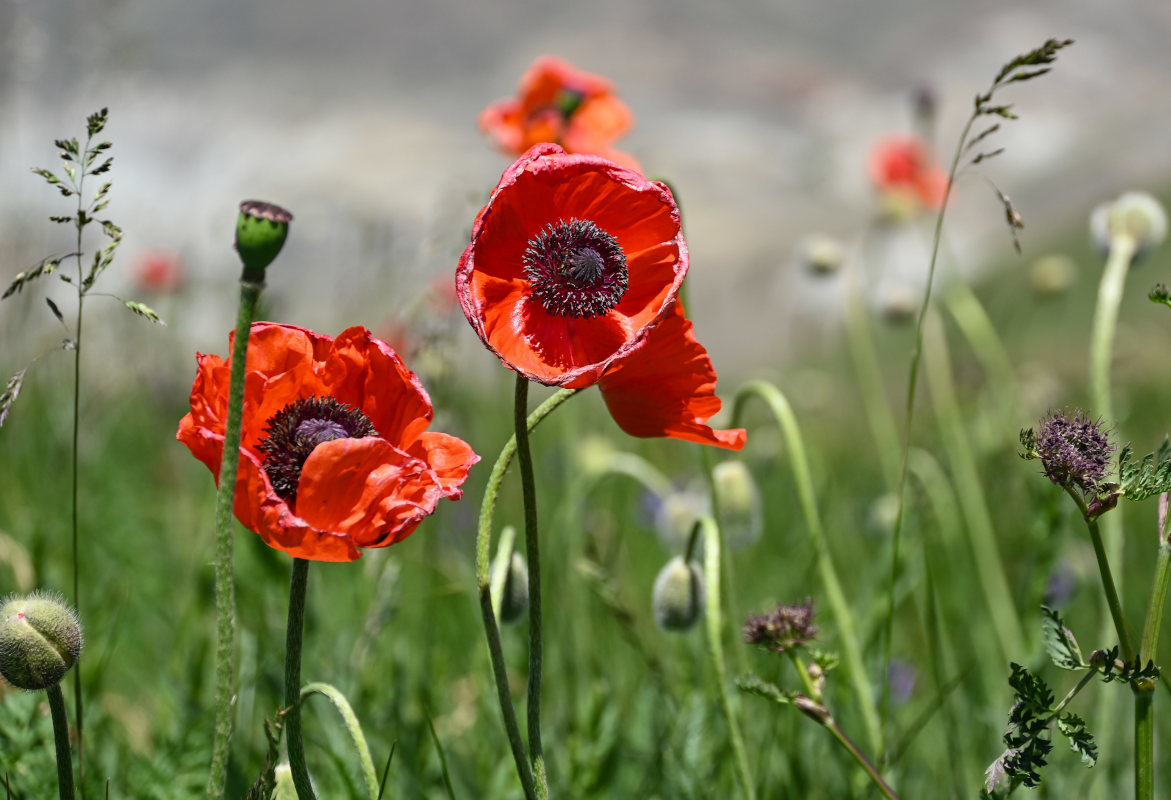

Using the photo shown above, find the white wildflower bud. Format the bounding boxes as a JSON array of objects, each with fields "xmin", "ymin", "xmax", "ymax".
[{"xmin": 1090, "ymin": 191, "xmax": 1167, "ymax": 261}]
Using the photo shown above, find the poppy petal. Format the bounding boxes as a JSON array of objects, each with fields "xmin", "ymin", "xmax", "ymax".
[{"xmin": 598, "ymin": 302, "xmax": 746, "ymax": 450}]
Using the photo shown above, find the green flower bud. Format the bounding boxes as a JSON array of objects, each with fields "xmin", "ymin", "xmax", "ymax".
[
  {"xmin": 235, "ymin": 200, "xmax": 293, "ymax": 280},
  {"xmin": 652, "ymin": 556, "xmax": 705, "ymax": 633},
  {"xmin": 493, "ymin": 551, "xmax": 530, "ymax": 625},
  {"xmin": 712, "ymin": 461, "xmax": 763, "ymax": 550},
  {"xmin": 1090, "ymin": 191, "xmax": 1167, "ymax": 261},
  {"xmin": 0, "ymin": 592, "xmax": 83, "ymax": 690}
]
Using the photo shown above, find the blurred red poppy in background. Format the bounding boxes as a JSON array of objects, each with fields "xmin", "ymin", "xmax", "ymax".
[
  {"xmin": 479, "ymin": 56, "xmax": 639, "ymax": 170},
  {"xmin": 178, "ymin": 323, "xmax": 478, "ymax": 561},
  {"xmin": 133, "ymin": 250, "xmax": 185, "ymax": 294},
  {"xmin": 458, "ymin": 143, "xmax": 744, "ymax": 450},
  {"xmin": 868, "ymin": 136, "xmax": 948, "ymax": 211}
]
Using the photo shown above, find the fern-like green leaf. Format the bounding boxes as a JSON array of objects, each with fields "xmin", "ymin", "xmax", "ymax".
[
  {"xmin": 1057, "ymin": 713, "xmax": 1097, "ymax": 767},
  {"xmin": 1041, "ymin": 606, "xmax": 1085, "ymax": 670}
]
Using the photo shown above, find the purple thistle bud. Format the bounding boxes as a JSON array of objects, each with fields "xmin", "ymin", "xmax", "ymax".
[
  {"xmin": 743, "ymin": 598, "xmax": 818, "ymax": 654},
  {"xmin": 1033, "ymin": 410, "xmax": 1114, "ymax": 494}
]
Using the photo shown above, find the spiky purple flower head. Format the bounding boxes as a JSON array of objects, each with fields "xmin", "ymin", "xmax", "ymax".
[
  {"xmin": 1033, "ymin": 410, "xmax": 1114, "ymax": 493},
  {"xmin": 743, "ymin": 598, "xmax": 818, "ymax": 654}
]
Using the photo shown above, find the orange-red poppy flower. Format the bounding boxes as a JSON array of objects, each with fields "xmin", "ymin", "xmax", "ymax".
[
  {"xmin": 133, "ymin": 250, "xmax": 185, "ymax": 294},
  {"xmin": 458, "ymin": 143, "xmax": 744, "ymax": 450},
  {"xmin": 177, "ymin": 323, "xmax": 479, "ymax": 562},
  {"xmin": 868, "ymin": 136, "xmax": 948, "ymax": 211},
  {"xmin": 479, "ymin": 56, "xmax": 639, "ymax": 170}
]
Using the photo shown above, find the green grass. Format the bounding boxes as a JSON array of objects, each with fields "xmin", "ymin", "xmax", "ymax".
[{"xmin": 2, "ymin": 202, "xmax": 1171, "ymax": 798}]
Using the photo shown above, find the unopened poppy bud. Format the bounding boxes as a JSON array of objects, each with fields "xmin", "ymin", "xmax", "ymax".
[
  {"xmin": 235, "ymin": 200, "xmax": 293, "ymax": 280},
  {"xmin": 652, "ymin": 556, "xmax": 705, "ymax": 632},
  {"xmin": 492, "ymin": 551, "xmax": 530, "ymax": 625},
  {"xmin": 1090, "ymin": 191, "xmax": 1167, "ymax": 261},
  {"xmin": 712, "ymin": 461, "xmax": 763, "ymax": 550},
  {"xmin": 0, "ymin": 593, "xmax": 83, "ymax": 691}
]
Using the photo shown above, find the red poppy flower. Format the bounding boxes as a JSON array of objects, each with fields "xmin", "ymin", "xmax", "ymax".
[
  {"xmin": 458, "ymin": 143, "xmax": 744, "ymax": 451},
  {"xmin": 177, "ymin": 323, "xmax": 479, "ymax": 562},
  {"xmin": 133, "ymin": 250, "xmax": 185, "ymax": 294},
  {"xmin": 479, "ymin": 56, "xmax": 639, "ymax": 170},
  {"xmin": 868, "ymin": 136, "xmax": 948, "ymax": 211}
]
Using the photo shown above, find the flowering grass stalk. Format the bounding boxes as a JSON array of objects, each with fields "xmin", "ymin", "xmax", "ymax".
[
  {"xmin": 730, "ymin": 380, "xmax": 882, "ymax": 756},
  {"xmin": 474, "ymin": 387, "xmax": 578, "ymax": 800},
  {"xmin": 880, "ymin": 40, "xmax": 1072, "ymax": 749}
]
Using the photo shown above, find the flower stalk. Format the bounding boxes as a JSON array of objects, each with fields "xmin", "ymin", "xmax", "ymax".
[
  {"xmin": 285, "ymin": 557, "xmax": 315, "ymax": 799},
  {"xmin": 475, "ymin": 387, "xmax": 577, "ymax": 800},
  {"xmin": 47, "ymin": 683, "xmax": 75, "ymax": 800},
  {"xmin": 206, "ymin": 276, "xmax": 263, "ymax": 799},
  {"xmin": 730, "ymin": 380, "xmax": 882, "ymax": 755}
]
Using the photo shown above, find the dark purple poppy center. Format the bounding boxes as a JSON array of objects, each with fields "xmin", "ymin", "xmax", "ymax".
[
  {"xmin": 257, "ymin": 395, "xmax": 378, "ymax": 504},
  {"xmin": 523, "ymin": 218, "xmax": 628, "ymax": 319}
]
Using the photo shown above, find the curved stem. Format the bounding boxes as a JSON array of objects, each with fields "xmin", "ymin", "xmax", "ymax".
[
  {"xmin": 206, "ymin": 279, "xmax": 263, "ymax": 799},
  {"xmin": 513, "ymin": 377, "xmax": 546, "ymax": 791},
  {"xmin": 47, "ymin": 684, "xmax": 75, "ymax": 800},
  {"xmin": 285, "ymin": 558, "xmax": 315, "ymax": 799},
  {"xmin": 475, "ymin": 387, "xmax": 577, "ymax": 800},
  {"xmin": 699, "ymin": 516, "xmax": 755, "ymax": 799},
  {"xmin": 300, "ymin": 682, "xmax": 378, "ymax": 800},
  {"xmin": 731, "ymin": 380, "xmax": 882, "ymax": 756}
]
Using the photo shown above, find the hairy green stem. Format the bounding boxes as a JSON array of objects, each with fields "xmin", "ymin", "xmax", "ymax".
[
  {"xmin": 285, "ymin": 558, "xmax": 315, "ymax": 799},
  {"xmin": 513, "ymin": 376, "xmax": 546, "ymax": 792},
  {"xmin": 206, "ymin": 279, "xmax": 262, "ymax": 799},
  {"xmin": 47, "ymin": 684, "xmax": 75, "ymax": 800},
  {"xmin": 699, "ymin": 516, "xmax": 755, "ymax": 799},
  {"xmin": 475, "ymin": 387, "xmax": 577, "ymax": 800},
  {"xmin": 300, "ymin": 682, "xmax": 378, "ymax": 800},
  {"xmin": 731, "ymin": 380, "xmax": 882, "ymax": 756},
  {"xmin": 1134, "ymin": 512, "xmax": 1171, "ymax": 800}
]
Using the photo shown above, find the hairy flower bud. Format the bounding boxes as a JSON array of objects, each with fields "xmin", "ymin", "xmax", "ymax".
[
  {"xmin": 0, "ymin": 593, "xmax": 83, "ymax": 690},
  {"xmin": 712, "ymin": 461, "xmax": 763, "ymax": 550},
  {"xmin": 235, "ymin": 200, "xmax": 293, "ymax": 280},
  {"xmin": 652, "ymin": 556, "xmax": 705, "ymax": 632},
  {"xmin": 492, "ymin": 551, "xmax": 530, "ymax": 625}
]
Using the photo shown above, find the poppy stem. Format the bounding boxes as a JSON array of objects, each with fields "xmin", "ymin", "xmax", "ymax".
[
  {"xmin": 474, "ymin": 386, "xmax": 577, "ymax": 800},
  {"xmin": 285, "ymin": 557, "xmax": 316, "ymax": 799},
  {"xmin": 47, "ymin": 683, "xmax": 76, "ymax": 800},
  {"xmin": 513, "ymin": 375, "xmax": 548, "ymax": 796},
  {"xmin": 207, "ymin": 278, "xmax": 263, "ymax": 800}
]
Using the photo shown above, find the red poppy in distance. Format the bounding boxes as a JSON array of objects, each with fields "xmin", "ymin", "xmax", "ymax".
[
  {"xmin": 868, "ymin": 136, "xmax": 948, "ymax": 211},
  {"xmin": 479, "ymin": 56, "xmax": 639, "ymax": 170},
  {"xmin": 178, "ymin": 323, "xmax": 478, "ymax": 562},
  {"xmin": 458, "ymin": 143, "xmax": 744, "ymax": 451}
]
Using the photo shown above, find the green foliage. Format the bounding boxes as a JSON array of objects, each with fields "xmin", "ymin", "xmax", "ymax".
[
  {"xmin": 984, "ymin": 664, "xmax": 1062, "ymax": 793},
  {"xmin": 1041, "ymin": 606, "xmax": 1085, "ymax": 670},
  {"xmin": 1149, "ymin": 283, "xmax": 1171, "ymax": 307},
  {"xmin": 1117, "ymin": 438, "xmax": 1171, "ymax": 502},
  {"xmin": 1091, "ymin": 646, "xmax": 1161, "ymax": 685},
  {"xmin": 1057, "ymin": 714, "xmax": 1097, "ymax": 767},
  {"xmin": 735, "ymin": 673, "xmax": 798, "ymax": 707}
]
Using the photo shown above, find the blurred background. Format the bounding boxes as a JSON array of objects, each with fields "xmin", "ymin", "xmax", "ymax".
[{"xmin": 2, "ymin": 0, "xmax": 1171, "ymax": 372}]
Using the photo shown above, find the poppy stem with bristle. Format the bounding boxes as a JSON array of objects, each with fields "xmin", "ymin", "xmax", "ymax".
[
  {"xmin": 206, "ymin": 278, "xmax": 263, "ymax": 800},
  {"xmin": 284, "ymin": 557, "xmax": 316, "ymax": 799},
  {"xmin": 47, "ymin": 683, "xmax": 76, "ymax": 800},
  {"xmin": 474, "ymin": 386, "xmax": 578, "ymax": 800},
  {"xmin": 514, "ymin": 375, "xmax": 548, "ymax": 797}
]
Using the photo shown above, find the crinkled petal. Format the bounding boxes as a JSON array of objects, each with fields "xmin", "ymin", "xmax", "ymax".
[{"xmin": 598, "ymin": 301, "xmax": 746, "ymax": 450}]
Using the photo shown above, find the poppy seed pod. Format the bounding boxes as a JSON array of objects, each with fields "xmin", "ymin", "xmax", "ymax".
[
  {"xmin": 0, "ymin": 593, "xmax": 83, "ymax": 691},
  {"xmin": 493, "ymin": 551, "xmax": 530, "ymax": 625},
  {"xmin": 235, "ymin": 200, "xmax": 293, "ymax": 280},
  {"xmin": 652, "ymin": 556, "xmax": 705, "ymax": 632},
  {"xmin": 1090, "ymin": 191, "xmax": 1167, "ymax": 261},
  {"xmin": 712, "ymin": 461, "xmax": 763, "ymax": 550}
]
